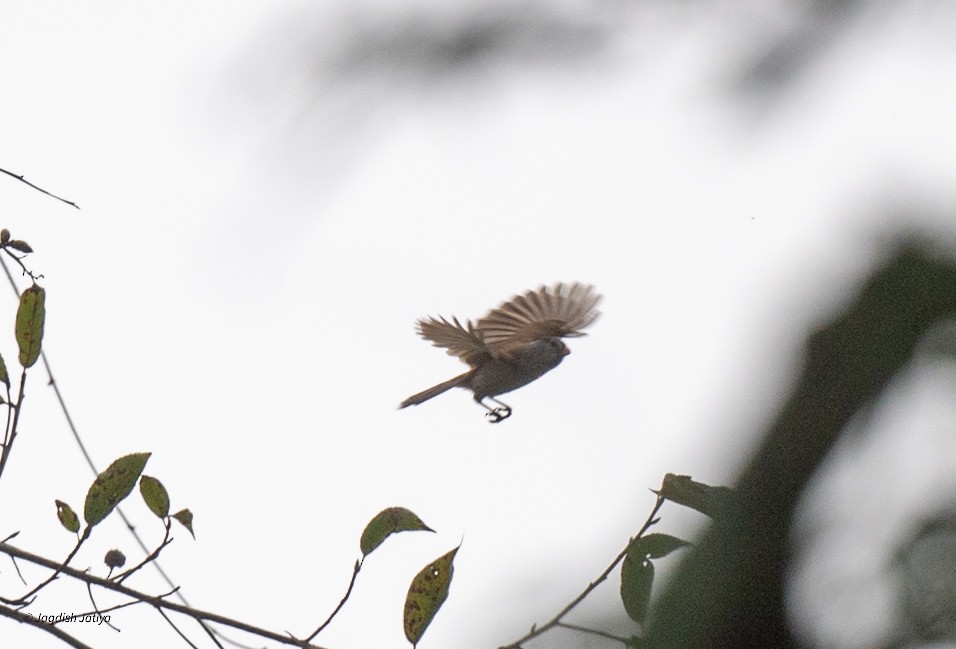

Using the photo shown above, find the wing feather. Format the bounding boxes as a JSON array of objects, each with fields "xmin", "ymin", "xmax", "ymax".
[
  {"xmin": 476, "ymin": 282, "xmax": 602, "ymax": 348},
  {"xmin": 416, "ymin": 316, "xmax": 492, "ymax": 367}
]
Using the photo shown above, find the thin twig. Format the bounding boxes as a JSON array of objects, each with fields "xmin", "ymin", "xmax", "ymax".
[
  {"xmin": 6, "ymin": 551, "xmax": 27, "ymax": 585},
  {"xmin": 116, "ymin": 520, "xmax": 174, "ymax": 583},
  {"xmin": 0, "ymin": 166, "xmax": 79, "ymax": 209},
  {"xmin": 156, "ymin": 606, "xmax": 202, "ymax": 649},
  {"xmin": 72, "ymin": 586, "xmax": 180, "ymax": 620},
  {"xmin": 196, "ymin": 614, "xmax": 227, "ymax": 649},
  {"xmin": 0, "ymin": 603, "xmax": 93, "ymax": 649},
  {"xmin": 8, "ymin": 528, "xmax": 91, "ymax": 606},
  {"xmin": 83, "ymin": 580, "xmax": 120, "ymax": 632},
  {"xmin": 305, "ymin": 558, "xmax": 363, "ymax": 641},
  {"xmin": 0, "ymin": 247, "xmax": 42, "ymax": 283},
  {"xmin": 0, "ymin": 369, "xmax": 28, "ymax": 484},
  {"xmin": 556, "ymin": 621, "xmax": 631, "ymax": 644},
  {"xmin": 0, "ymin": 540, "xmax": 330, "ymax": 649},
  {"xmin": 498, "ymin": 494, "xmax": 666, "ymax": 649}
]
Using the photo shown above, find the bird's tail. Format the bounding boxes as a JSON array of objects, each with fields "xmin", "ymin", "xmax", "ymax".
[{"xmin": 400, "ymin": 370, "xmax": 475, "ymax": 409}]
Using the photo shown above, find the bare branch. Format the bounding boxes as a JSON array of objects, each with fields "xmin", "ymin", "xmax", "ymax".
[
  {"xmin": 0, "ymin": 540, "xmax": 330, "ymax": 648},
  {"xmin": 0, "ymin": 604, "xmax": 93, "ymax": 649},
  {"xmin": 0, "ymin": 166, "xmax": 79, "ymax": 209}
]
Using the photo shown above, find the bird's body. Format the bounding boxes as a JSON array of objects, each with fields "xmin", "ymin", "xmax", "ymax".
[
  {"xmin": 400, "ymin": 337, "xmax": 570, "ymax": 407},
  {"xmin": 400, "ymin": 283, "xmax": 600, "ymax": 422},
  {"xmin": 469, "ymin": 338, "xmax": 570, "ymax": 398}
]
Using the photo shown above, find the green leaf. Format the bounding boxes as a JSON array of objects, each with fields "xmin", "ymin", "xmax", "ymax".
[
  {"xmin": 55, "ymin": 499, "xmax": 80, "ymax": 533},
  {"xmin": 621, "ymin": 546, "xmax": 654, "ymax": 625},
  {"xmin": 360, "ymin": 507, "xmax": 434, "ymax": 556},
  {"xmin": 15, "ymin": 284, "xmax": 45, "ymax": 368},
  {"xmin": 84, "ymin": 453, "xmax": 151, "ymax": 527},
  {"xmin": 139, "ymin": 475, "xmax": 170, "ymax": 518},
  {"xmin": 0, "ymin": 352, "xmax": 9, "ymax": 389},
  {"xmin": 172, "ymin": 508, "xmax": 195, "ymax": 539},
  {"xmin": 404, "ymin": 546, "xmax": 459, "ymax": 647}
]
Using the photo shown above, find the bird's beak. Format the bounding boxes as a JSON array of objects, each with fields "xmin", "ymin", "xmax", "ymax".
[{"xmin": 562, "ymin": 346, "xmax": 571, "ymax": 357}]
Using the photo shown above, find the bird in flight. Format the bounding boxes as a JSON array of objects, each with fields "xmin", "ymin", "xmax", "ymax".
[{"xmin": 400, "ymin": 283, "xmax": 601, "ymax": 422}]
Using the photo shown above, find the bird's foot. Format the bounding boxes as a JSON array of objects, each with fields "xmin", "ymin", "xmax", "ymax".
[{"xmin": 485, "ymin": 406, "xmax": 512, "ymax": 423}]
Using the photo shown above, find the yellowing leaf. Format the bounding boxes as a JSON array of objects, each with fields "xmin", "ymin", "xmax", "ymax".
[
  {"xmin": 16, "ymin": 284, "xmax": 45, "ymax": 368},
  {"xmin": 172, "ymin": 508, "xmax": 195, "ymax": 539},
  {"xmin": 0, "ymin": 352, "xmax": 9, "ymax": 389},
  {"xmin": 55, "ymin": 499, "xmax": 80, "ymax": 533},
  {"xmin": 404, "ymin": 546, "xmax": 459, "ymax": 647}
]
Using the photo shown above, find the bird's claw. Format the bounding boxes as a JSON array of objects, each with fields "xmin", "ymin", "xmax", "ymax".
[{"xmin": 485, "ymin": 407, "xmax": 512, "ymax": 423}]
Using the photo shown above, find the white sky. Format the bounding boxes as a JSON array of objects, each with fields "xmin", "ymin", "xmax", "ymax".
[{"xmin": 3, "ymin": 2, "xmax": 956, "ymax": 648}]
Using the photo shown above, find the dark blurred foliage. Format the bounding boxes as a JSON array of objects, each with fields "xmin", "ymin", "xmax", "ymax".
[
  {"xmin": 896, "ymin": 513, "xmax": 956, "ymax": 643},
  {"xmin": 647, "ymin": 240, "xmax": 956, "ymax": 649},
  {"xmin": 230, "ymin": 0, "xmax": 916, "ymax": 199},
  {"xmin": 236, "ymin": 0, "xmax": 949, "ymax": 131},
  {"xmin": 731, "ymin": 0, "xmax": 868, "ymax": 94},
  {"xmin": 314, "ymin": 3, "xmax": 612, "ymax": 85}
]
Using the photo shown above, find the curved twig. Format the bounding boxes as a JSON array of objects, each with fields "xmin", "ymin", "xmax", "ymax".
[
  {"xmin": 498, "ymin": 494, "xmax": 666, "ymax": 649},
  {"xmin": 304, "ymin": 558, "xmax": 363, "ymax": 641}
]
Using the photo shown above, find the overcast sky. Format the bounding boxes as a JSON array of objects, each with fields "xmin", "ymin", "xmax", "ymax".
[{"xmin": 3, "ymin": 2, "xmax": 956, "ymax": 648}]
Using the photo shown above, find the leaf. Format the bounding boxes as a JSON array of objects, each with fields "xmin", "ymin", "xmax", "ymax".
[
  {"xmin": 84, "ymin": 453, "xmax": 151, "ymax": 527},
  {"xmin": 619, "ymin": 534, "xmax": 690, "ymax": 625},
  {"xmin": 634, "ymin": 533, "xmax": 691, "ymax": 559},
  {"xmin": 621, "ymin": 545, "xmax": 654, "ymax": 625},
  {"xmin": 15, "ymin": 284, "xmax": 45, "ymax": 368},
  {"xmin": 139, "ymin": 475, "xmax": 170, "ymax": 518},
  {"xmin": 0, "ymin": 352, "xmax": 9, "ymax": 389},
  {"xmin": 360, "ymin": 507, "xmax": 434, "ymax": 556},
  {"xmin": 658, "ymin": 473, "xmax": 734, "ymax": 519},
  {"xmin": 404, "ymin": 546, "xmax": 459, "ymax": 647},
  {"xmin": 172, "ymin": 508, "xmax": 195, "ymax": 539},
  {"xmin": 55, "ymin": 500, "xmax": 80, "ymax": 533},
  {"xmin": 7, "ymin": 240, "xmax": 33, "ymax": 253}
]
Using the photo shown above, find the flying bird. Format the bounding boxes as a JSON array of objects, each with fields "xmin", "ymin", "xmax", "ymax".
[{"xmin": 400, "ymin": 283, "xmax": 601, "ymax": 422}]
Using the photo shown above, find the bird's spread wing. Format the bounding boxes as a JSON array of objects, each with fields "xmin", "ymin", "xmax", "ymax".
[
  {"xmin": 476, "ymin": 282, "xmax": 602, "ymax": 348},
  {"xmin": 416, "ymin": 316, "xmax": 493, "ymax": 366}
]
